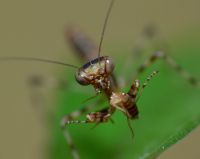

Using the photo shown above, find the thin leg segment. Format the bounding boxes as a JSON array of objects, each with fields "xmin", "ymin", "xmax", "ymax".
[
  {"xmin": 134, "ymin": 51, "xmax": 200, "ymax": 88},
  {"xmin": 60, "ymin": 101, "xmax": 113, "ymax": 159},
  {"xmin": 136, "ymin": 71, "xmax": 159, "ymax": 102},
  {"xmin": 60, "ymin": 103, "xmax": 99, "ymax": 159},
  {"xmin": 119, "ymin": 25, "xmax": 168, "ymax": 88}
]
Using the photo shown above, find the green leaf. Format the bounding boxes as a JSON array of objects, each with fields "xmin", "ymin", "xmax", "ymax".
[{"xmin": 49, "ymin": 35, "xmax": 200, "ymax": 159}]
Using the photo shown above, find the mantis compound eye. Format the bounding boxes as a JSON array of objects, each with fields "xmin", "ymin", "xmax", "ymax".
[
  {"xmin": 104, "ymin": 57, "xmax": 115, "ymax": 74},
  {"xmin": 75, "ymin": 69, "xmax": 90, "ymax": 85}
]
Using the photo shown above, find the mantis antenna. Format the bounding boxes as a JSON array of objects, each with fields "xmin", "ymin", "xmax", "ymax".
[
  {"xmin": 97, "ymin": 0, "xmax": 116, "ymax": 62},
  {"xmin": 0, "ymin": 57, "xmax": 79, "ymax": 69}
]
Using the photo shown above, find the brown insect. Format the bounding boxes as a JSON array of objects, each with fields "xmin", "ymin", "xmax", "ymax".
[
  {"xmin": 0, "ymin": 0, "xmax": 200, "ymax": 159},
  {"xmin": 59, "ymin": 1, "xmax": 200, "ymax": 158}
]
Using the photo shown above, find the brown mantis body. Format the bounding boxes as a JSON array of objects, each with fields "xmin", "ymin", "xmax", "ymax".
[{"xmin": 61, "ymin": 20, "xmax": 199, "ymax": 159}]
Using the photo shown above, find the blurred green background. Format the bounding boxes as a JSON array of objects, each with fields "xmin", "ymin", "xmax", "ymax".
[{"xmin": 0, "ymin": 0, "xmax": 200, "ymax": 159}]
